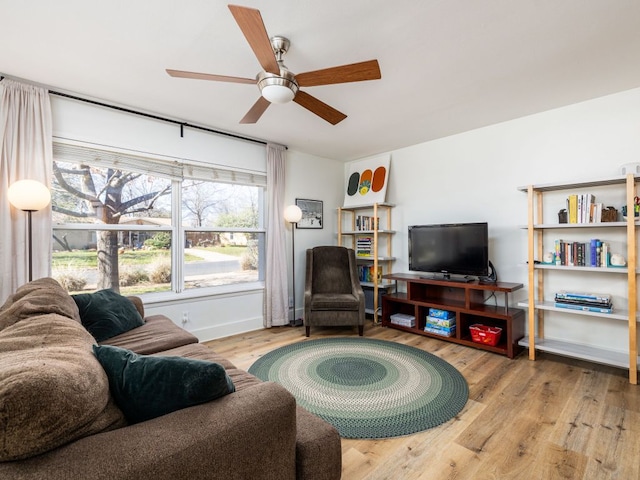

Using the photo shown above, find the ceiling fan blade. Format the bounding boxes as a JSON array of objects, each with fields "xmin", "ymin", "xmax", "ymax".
[
  {"xmin": 296, "ymin": 59, "xmax": 381, "ymax": 87},
  {"xmin": 240, "ymin": 96, "xmax": 271, "ymax": 124},
  {"xmin": 228, "ymin": 5, "xmax": 279, "ymax": 75},
  {"xmin": 166, "ymin": 69, "xmax": 256, "ymax": 84},
  {"xmin": 293, "ymin": 91, "xmax": 347, "ymax": 125}
]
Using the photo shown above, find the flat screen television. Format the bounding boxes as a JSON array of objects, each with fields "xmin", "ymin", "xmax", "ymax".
[{"xmin": 408, "ymin": 222, "xmax": 489, "ymax": 281}]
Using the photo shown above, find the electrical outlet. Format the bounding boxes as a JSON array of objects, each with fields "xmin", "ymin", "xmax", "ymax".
[{"xmin": 182, "ymin": 311, "xmax": 189, "ymax": 324}]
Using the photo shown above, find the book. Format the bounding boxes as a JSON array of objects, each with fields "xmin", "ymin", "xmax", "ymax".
[
  {"xmin": 428, "ymin": 308, "xmax": 456, "ymax": 319},
  {"xmin": 555, "ymin": 239, "xmax": 562, "ymax": 266},
  {"xmin": 580, "ymin": 193, "xmax": 595, "ymax": 223},
  {"xmin": 590, "ymin": 239, "xmax": 599, "ymax": 267},
  {"xmin": 554, "ymin": 302, "xmax": 613, "ymax": 314},
  {"xmin": 578, "ymin": 194, "xmax": 584, "ymax": 223},
  {"xmin": 555, "ymin": 291, "xmax": 611, "ymax": 302},
  {"xmin": 568, "ymin": 195, "xmax": 578, "ymax": 223},
  {"xmin": 555, "ymin": 298, "xmax": 612, "ymax": 308},
  {"xmin": 424, "ymin": 326, "xmax": 456, "ymax": 337},
  {"xmin": 426, "ymin": 315, "xmax": 456, "ymax": 328},
  {"xmin": 594, "ymin": 203, "xmax": 603, "ymax": 223},
  {"xmin": 555, "ymin": 300, "xmax": 613, "ymax": 308},
  {"xmin": 556, "ymin": 293, "xmax": 611, "ymax": 303},
  {"xmin": 601, "ymin": 242, "xmax": 609, "ymax": 267}
]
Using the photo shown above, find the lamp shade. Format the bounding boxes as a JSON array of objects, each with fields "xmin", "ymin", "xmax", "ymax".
[
  {"xmin": 8, "ymin": 179, "xmax": 51, "ymax": 211},
  {"xmin": 284, "ymin": 204, "xmax": 303, "ymax": 223}
]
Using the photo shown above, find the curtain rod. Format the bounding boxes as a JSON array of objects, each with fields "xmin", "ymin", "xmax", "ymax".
[
  {"xmin": 48, "ymin": 90, "xmax": 277, "ymax": 147},
  {"xmin": 0, "ymin": 75, "xmax": 282, "ymax": 148}
]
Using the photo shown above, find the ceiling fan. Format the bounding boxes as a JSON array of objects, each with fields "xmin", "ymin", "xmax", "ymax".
[{"xmin": 166, "ymin": 4, "xmax": 381, "ymax": 125}]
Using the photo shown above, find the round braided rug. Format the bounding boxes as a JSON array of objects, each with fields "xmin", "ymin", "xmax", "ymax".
[{"xmin": 247, "ymin": 337, "xmax": 468, "ymax": 439}]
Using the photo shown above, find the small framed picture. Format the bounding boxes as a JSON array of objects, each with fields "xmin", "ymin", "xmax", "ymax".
[{"xmin": 295, "ymin": 198, "xmax": 323, "ymax": 229}]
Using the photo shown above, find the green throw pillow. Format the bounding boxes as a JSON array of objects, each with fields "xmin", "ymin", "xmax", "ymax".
[
  {"xmin": 93, "ymin": 345, "xmax": 235, "ymax": 424},
  {"xmin": 72, "ymin": 289, "xmax": 144, "ymax": 342}
]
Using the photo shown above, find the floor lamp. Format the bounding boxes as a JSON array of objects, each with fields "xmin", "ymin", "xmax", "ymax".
[
  {"xmin": 8, "ymin": 179, "xmax": 52, "ymax": 282},
  {"xmin": 284, "ymin": 204, "xmax": 302, "ymax": 326}
]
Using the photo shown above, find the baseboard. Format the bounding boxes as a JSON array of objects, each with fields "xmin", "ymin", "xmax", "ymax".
[{"xmin": 193, "ymin": 316, "xmax": 264, "ymax": 342}]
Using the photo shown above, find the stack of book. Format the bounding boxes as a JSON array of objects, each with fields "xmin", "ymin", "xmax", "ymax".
[
  {"xmin": 424, "ymin": 308, "xmax": 456, "ymax": 337},
  {"xmin": 554, "ymin": 291, "xmax": 613, "ymax": 313},
  {"xmin": 355, "ymin": 236, "xmax": 372, "ymax": 257}
]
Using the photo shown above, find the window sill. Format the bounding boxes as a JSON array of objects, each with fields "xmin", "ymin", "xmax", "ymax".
[{"xmin": 139, "ymin": 281, "xmax": 265, "ymax": 306}]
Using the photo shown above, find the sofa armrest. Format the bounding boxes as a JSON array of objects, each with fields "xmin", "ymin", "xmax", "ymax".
[
  {"xmin": 0, "ymin": 382, "xmax": 297, "ymax": 480},
  {"xmin": 126, "ymin": 295, "xmax": 144, "ymax": 318}
]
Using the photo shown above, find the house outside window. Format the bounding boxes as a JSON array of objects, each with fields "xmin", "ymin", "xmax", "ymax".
[{"xmin": 51, "ymin": 143, "xmax": 266, "ymax": 296}]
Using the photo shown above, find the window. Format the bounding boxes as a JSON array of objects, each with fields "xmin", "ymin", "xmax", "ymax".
[
  {"xmin": 51, "ymin": 143, "xmax": 266, "ymax": 296},
  {"xmin": 181, "ymin": 179, "xmax": 265, "ymax": 291}
]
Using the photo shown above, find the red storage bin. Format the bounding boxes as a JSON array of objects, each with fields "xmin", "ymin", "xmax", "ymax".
[{"xmin": 469, "ymin": 324, "xmax": 502, "ymax": 346}]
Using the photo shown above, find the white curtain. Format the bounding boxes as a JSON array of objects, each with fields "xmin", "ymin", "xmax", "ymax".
[
  {"xmin": 0, "ymin": 79, "xmax": 53, "ymax": 300},
  {"xmin": 264, "ymin": 143, "xmax": 288, "ymax": 327}
]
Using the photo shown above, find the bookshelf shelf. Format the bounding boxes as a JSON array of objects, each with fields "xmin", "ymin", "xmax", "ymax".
[
  {"xmin": 520, "ymin": 173, "xmax": 639, "ymax": 384},
  {"xmin": 342, "ymin": 229, "xmax": 396, "ymax": 235},
  {"xmin": 533, "ymin": 264, "xmax": 629, "ymax": 273},
  {"xmin": 354, "ymin": 255, "xmax": 395, "ymax": 261},
  {"xmin": 522, "ymin": 221, "xmax": 634, "ymax": 229},
  {"xmin": 517, "ymin": 337, "xmax": 637, "ymax": 369},
  {"xmin": 516, "ymin": 299, "xmax": 633, "ymax": 322}
]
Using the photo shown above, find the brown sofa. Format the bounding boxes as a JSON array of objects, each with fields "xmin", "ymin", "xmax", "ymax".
[{"xmin": 0, "ymin": 278, "xmax": 342, "ymax": 480}]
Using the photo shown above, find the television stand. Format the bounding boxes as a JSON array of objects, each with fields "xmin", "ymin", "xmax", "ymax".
[{"xmin": 381, "ymin": 273, "xmax": 525, "ymax": 358}]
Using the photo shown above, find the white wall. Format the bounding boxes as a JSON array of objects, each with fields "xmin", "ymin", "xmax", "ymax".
[
  {"xmin": 360, "ymin": 87, "xmax": 640, "ymax": 353},
  {"xmin": 51, "ymin": 95, "xmax": 266, "ymax": 171}
]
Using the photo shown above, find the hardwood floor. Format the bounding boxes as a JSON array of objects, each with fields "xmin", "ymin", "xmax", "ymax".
[{"xmin": 204, "ymin": 321, "xmax": 640, "ymax": 480}]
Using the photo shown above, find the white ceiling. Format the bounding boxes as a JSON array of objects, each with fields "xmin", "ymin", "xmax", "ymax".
[{"xmin": 2, "ymin": 0, "xmax": 640, "ymax": 161}]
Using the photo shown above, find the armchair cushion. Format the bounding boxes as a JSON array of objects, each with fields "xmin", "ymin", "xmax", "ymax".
[{"xmin": 310, "ymin": 293, "xmax": 361, "ymax": 311}]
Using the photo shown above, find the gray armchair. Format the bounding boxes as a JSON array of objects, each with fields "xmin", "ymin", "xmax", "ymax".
[{"xmin": 304, "ymin": 246, "xmax": 365, "ymax": 337}]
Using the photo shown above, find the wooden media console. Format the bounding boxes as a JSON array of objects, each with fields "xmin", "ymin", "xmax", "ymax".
[{"xmin": 381, "ymin": 273, "xmax": 525, "ymax": 358}]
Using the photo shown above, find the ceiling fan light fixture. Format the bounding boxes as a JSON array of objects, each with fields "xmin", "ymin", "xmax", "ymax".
[
  {"xmin": 257, "ymin": 70, "xmax": 298, "ymax": 103},
  {"xmin": 261, "ymin": 84, "xmax": 295, "ymax": 103}
]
